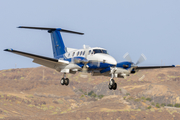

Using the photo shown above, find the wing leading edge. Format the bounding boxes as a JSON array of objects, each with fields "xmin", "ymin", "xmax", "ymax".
[
  {"xmin": 135, "ymin": 65, "xmax": 175, "ymax": 70},
  {"xmin": 4, "ymin": 49, "xmax": 69, "ymax": 69}
]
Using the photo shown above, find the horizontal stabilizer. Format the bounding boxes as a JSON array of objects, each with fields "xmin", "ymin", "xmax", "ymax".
[{"xmin": 18, "ymin": 26, "xmax": 84, "ymax": 35}]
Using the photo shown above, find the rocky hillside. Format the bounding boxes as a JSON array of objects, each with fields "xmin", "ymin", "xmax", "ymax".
[{"xmin": 0, "ymin": 66, "xmax": 180, "ymax": 119}]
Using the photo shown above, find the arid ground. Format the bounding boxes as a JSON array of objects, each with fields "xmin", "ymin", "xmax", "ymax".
[{"xmin": 0, "ymin": 66, "xmax": 180, "ymax": 120}]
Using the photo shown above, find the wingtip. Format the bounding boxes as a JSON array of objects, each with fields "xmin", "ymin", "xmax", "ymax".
[
  {"xmin": 4, "ymin": 48, "xmax": 13, "ymax": 51},
  {"xmin": 17, "ymin": 26, "xmax": 22, "ymax": 28}
]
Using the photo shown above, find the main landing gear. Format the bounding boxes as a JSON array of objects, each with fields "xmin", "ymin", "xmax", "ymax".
[
  {"xmin": 109, "ymin": 68, "xmax": 117, "ymax": 90},
  {"xmin": 108, "ymin": 78, "xmax": 117, "ymax": 90},
  {"xmin": 60, "ymin": 73, "xmax": 69, "ymax": 86}
]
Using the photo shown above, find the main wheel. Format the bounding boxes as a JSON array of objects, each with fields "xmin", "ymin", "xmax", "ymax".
[
  {"xmin": 112, "ymin": 83, "xmax": 117, "ymax": 90},
  {"xmin": 60, "ymin": 78, "xmax": 65, "ymax": 85},
  {"xmin": 64, "ymin": 78, "xmax": 69, "ymax": 86},
  {"xmin": 108, "ymin": 84, "xmax": 113, "ymax": 90}
]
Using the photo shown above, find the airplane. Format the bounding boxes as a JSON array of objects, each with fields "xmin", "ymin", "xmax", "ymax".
[{"xmin": 4, "ymin": 26, "xmax": 175, "ymax": 90}]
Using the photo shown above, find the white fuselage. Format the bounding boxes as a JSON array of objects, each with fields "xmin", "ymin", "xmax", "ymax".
[{"xmin": 65, "ymin": 47, "xmax": 117, "ymax": 66}]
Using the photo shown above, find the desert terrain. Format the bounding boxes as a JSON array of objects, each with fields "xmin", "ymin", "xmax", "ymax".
[{"xmin": 0, "ymin": 66, "xmax": 180, "ymax": 119}]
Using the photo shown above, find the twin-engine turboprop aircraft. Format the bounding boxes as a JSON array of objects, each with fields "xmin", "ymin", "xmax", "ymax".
[{"xmin": 4, "ymin": 26, "xmax": 175, "ymax": 90}]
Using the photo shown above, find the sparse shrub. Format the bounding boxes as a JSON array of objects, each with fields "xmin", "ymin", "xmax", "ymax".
[
  {"xmin": 49, "ymin": 106, "xmax": 54, "ymax": 109},
  {"xmin": 98, "ymin": 95, "xmax": 104, "ymax": 99},
  {"xmin": 174, "ymin": 103, "xmax": 180, "ymax": 107},
  {"xmin": 167, "ymin": 104, "xmax": 173, "ymax": 107},
  {"xmin": 27, "ymin": 94, "xmax": 33, "ymax": 98},
  {"xmin": 141, "ymin": 96, "xmax": 146, "ymax": 100},
  {"xmin": 147, "ymin": 106, "xmax": 151, "ymax": 109},
  {"xmin": 146, "ymin": 98, "xmax": 152, "ymax": 102},
  {"xmin": 151, "ymin": 102, "xmax": 155, "ymax": 106},
  {"xmin": 57, "ymin": 100, "xmax": 63, "ymax": 104},
  {"xmin": 79, "ymin": 89, "xmax": 83, "ymax": 93},
  {"xmin": 127, "ymin": 97, "xmax": 134, "ymax": 100},
  {"xmin": 161, "ymin": 103, "xmax": 166, "ymax": 107},
  {"xmin": 52, "ymin": 112, "xmax": 57, "ymax": 115},
  {"xmin": 134, "ymin": 98, "xmax": 141, "ymax": 102},
  {"xmin": 88, "ymin": 91, "xmax": 97, "ymax": 98},
  {"xmin": 80, "ymin": 95, "xmax": 84, "ymax": 98},
  {"xmin": 123, "ymin": 96, "xmax": 126, "ymax": 100},
  {"xmin": 3, "ymin": 110, "xmax": 8, "ymax": 113},
  {"xmin": 156, "ymin": 103, "xmax": 160, "ymax": 108},
  {"xmin": 28, "ymin": 104, "xmax": 34, "ymax": 107},
  {"xmin": 126, "ymin": 93, "xmax": 130, "ymax": 96},
  {"xmin": 88, "ymin": 91, "xmax": 94, "ymax": 96}
]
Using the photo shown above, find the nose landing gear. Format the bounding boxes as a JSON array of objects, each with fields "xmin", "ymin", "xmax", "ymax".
[{"xmin": 60, "ymin": 73, "xmax": 69, "ymax": 86}]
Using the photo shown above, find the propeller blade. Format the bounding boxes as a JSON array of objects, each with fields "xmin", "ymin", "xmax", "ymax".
[
  {"xmin": 83, "ymin": 45, "xmax": 89, "ymax": 59},
  {"xmin": 123, "ymin": 52, "xmax": 132, "ymax": 62},
  {"xmin": 136, "ymin": 54, "xmax": 147, "ymax": 65}
]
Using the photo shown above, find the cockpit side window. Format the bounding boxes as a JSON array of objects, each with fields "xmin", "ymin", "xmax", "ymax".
[
  {"xmin": 102, "ymin": 50, "xmax": 107, "ymax": 54},
  {"xmin": 93, "ymin": 49, "xmax": 107, "ymax": 54}
]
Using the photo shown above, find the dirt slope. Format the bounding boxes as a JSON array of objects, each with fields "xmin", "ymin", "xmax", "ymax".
[{"xmin": 0, "ymin": 66, "xmax": 180, "ymax": 119}]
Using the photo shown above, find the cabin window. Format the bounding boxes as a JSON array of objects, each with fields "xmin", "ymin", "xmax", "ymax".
[
  {"xmin": 68, "ymin": 53, "xmax": 70, "ymax": 57},
  {"xmin": 83, "ymin": 51, "xmax": 85, "ymax": 55},
  {"xmin": 88, "ymin": 50, "xmax": 91, "ymax": 55},
  {"xmin": 72, "ymin": 52, "xmax": 75, "ymax": 56},
  {"xmin": 80, "ymin": 51, "xmax": 82, "ymax": 56},
  {"xmin": 77, "ymin": 51, "xmax": 79, "ymax": 56}
]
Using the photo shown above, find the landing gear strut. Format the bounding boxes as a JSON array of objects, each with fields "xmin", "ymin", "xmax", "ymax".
[
  {"xmin": 60, "ymin": 73, "xmax": 69, "ymax": 86},
  {"xmin": 108, "ymin": 69, "xmax": 117, "ymax": 90}
]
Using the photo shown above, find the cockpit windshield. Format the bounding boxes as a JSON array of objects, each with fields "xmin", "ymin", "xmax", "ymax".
[{"xmin": 93, "ymin": 49, "xmax": 108, "ymax": 54}]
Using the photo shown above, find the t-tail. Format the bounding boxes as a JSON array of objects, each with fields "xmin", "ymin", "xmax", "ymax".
[{"xmin": 18, "ymin": 26, "xmax": 84, "ymax": 58}]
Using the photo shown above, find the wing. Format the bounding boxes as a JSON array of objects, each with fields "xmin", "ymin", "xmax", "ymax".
[
  {"xmin": 4, "ymin": 49, "xmax": 69, "ymax": 69},
  {"xmin": 136, "ymin": 65, "xmax": 175, "ymax": 70}
]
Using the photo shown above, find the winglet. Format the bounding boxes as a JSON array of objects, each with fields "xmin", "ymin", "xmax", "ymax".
[{"xmin": 4, "ymin": 49, "xmax": 13, "ymax": 51}]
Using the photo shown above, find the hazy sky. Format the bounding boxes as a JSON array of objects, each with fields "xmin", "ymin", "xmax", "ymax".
[{"xmin": 0, "ymin": 0, "xmax": 180, "ymax": 70}]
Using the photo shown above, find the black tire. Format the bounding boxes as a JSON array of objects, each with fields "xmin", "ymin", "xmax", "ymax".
[
  {"xmin": 60, "ymin": 78, "xmax": 65, "ymax": 85},
  {"xmin": 65, "ymin": 78, "xmax": 69, "ymax": 86},
  {"xmin": 109, "ymin": 79, "xmax": 115, "ymax": 86},
  {"xmin": 112, "ymin": 83, "xmax": 117, "ymax": 90},
  {"xmin": 108, "ymin": 84, "xmax": 113, "ymax": 90}
]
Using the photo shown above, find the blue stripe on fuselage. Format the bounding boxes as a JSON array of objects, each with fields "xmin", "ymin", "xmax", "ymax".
[{"xmin": 55, "ymin": 55, "xmax": 115, "ymax": 69}]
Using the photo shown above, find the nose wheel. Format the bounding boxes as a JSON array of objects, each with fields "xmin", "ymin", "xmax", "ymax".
[{"xmin": 108, "ymin": 79, "xmax": 117, "ymax": 90}]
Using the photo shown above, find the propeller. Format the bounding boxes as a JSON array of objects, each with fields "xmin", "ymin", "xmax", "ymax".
[
  {"xmin": 123, "ymin": 52, "xmax": 146, "ymax": 66},
  {"xmin": 80, "ymin": 45, "xmax": 90, "ymax": 78}
]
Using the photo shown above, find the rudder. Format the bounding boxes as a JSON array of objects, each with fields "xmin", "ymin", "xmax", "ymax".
[{"xmin": 49, "ymin": 30, "xmax": 66, "ymax": 57}]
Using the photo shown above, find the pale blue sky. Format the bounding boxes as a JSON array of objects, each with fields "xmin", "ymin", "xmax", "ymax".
[{"xmin": 0, "ymin": 0, "xmax": 180, "ymax": 70}]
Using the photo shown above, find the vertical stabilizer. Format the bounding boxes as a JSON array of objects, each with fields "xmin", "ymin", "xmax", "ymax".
[
  {"xmin": 49, "ymin": 30, "xmax": 66, "ymax": 57},
  {"xmin": 18, "ymin": 26, "xmax": 84, "ymax": 58}
]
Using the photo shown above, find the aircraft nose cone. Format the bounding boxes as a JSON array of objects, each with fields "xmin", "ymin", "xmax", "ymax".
[
  {"xmin": 95, "ymin": 54, "xmax": 117, "ymax": 65},
  {"xmin": 105, "ymin": 56, "xmax": 117, "ymax": 65}
]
